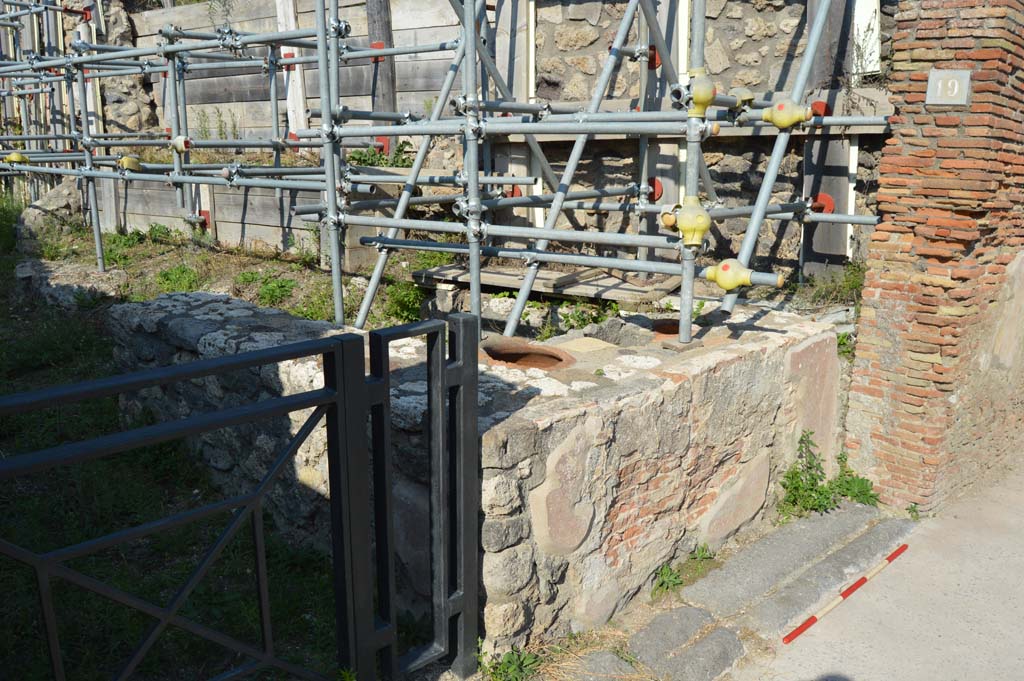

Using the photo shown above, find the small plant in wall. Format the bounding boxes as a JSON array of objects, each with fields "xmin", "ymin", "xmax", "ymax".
[
  {"xmin": 837, "ymin": 331, "xmax": 855, "ymax": 360},
  {"xmin": 476, "ymin": 641, "xmax": 542, "ymax": 681},
  {"xmin": 650, "ymin": 543, "xmax": 721, "ymax": 599},
  {"xmin": 777, "ymin": 431, "xmax": 879, "ymax": 521},
  {"xmin": 651, "ymin": 563, "xmax": 684, "ymax": 599}
]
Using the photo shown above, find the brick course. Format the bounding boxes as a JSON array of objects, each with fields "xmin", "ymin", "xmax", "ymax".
[{"xmin": 846, "ymin": 0, "xmax": 1024, "ymax": 509}]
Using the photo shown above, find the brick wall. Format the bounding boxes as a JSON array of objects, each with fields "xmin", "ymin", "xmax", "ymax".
[{"xmin": 846, "ymin": 0, "xmax": 1024, "ymax": 510}]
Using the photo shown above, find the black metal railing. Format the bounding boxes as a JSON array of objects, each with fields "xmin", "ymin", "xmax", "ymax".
[{"xmin": 0, "ymin": 313, "xmax": 479, "ymax": 681}]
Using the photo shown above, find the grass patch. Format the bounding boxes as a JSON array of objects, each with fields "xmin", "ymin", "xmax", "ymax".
[
  {"xmin": 290, "ymin": 279, "xmax": 335, "ymax": 322},
  {"xmin": 156, "ymin": 264, "xmax": 202, "ymax": 293},
  {"xmin": 102, "ymin": 230, "xmax": 147, "ymax": 268},
  {"xmin": 257, "ymin": 276, "xmax": 298, "ymax": 307},
  {"xmin": 797, "ymin": 261, "xmax": 867, "ymax": 309},
  {"xmin": 0, "ymin": 229, "xmax": 342, "ymax": 678},
  {"xmin": 235, "ymin": 270, "xmax": 260, "ymax": 285},
  {"xmin": 778, "ymin": 431, "xmax": 879, "ymax": 521}
]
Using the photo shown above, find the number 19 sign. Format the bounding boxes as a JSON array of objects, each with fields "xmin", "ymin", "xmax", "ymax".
[{"xmin": 926, "ymin": 69, "xmax": 972, "ymax": 106}]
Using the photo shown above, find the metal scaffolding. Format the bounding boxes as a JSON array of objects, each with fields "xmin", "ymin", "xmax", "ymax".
[{"xmin": 0, "ymin": 0, "xmax": 885, "ymax": 342}]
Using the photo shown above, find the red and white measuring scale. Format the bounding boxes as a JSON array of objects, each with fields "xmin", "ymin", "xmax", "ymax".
[{"xmin": 783, "ymin": 543, "xmax": 909, "ymax": 645}]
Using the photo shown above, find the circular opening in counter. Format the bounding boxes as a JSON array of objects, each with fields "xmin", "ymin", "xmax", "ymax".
[
  {"xmin": 480, "ymin": 337, "xmax": 574, "ymax": 370},
  {"xmin": 652, "ymin": 318, "xmax": 680, "ymax": 339}
]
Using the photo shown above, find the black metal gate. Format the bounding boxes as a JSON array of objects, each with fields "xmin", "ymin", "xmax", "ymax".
[{"xmin": 0, "ymin": 314, "xmax": 479, "ymax": 681}]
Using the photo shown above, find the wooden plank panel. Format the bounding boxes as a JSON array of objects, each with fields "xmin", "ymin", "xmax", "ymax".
[
  {"xmin": 156, "ymin": 57, "xmax": 453, "ymax": 105},
  {"xmin": 134, "ymin": 2, "xmax": 282, "ymax": 36},
  {"xmin": 212, "ymin": 187, "xmax": 320, "ymax": 226},
  {"xmin": 413, "ymin": 265, "xmax": 681, "ymax": 303},
  {"xmin": 134, "ymin": 0, "xmax": 454, "ymax": 38}
]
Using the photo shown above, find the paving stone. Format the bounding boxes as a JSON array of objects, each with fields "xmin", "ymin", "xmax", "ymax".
[
  {"xmin": 681, "ymin": 504, "xmax": 879, "ymax": 617},
  {"xmin": 662, "ymin": 628, "xmax": 745, "ymax": 681},
  {"xmin": 628, "ymin": 606, "xmax": 713, "ymax": 671},
  {"xmin": 574, "ymin": 650, "xmax": 638, "ymax": 680},
  {"xmin": 635, "ymin": 625, "xmax": 744, "ymax": 681},
  {"xmin": 742, "ymin": 518, "xmax": 916, "ymax": 636}
]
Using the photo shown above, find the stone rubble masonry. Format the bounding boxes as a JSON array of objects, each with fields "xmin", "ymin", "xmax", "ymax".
[
  {"xmin": 845, "ymin": 0, "xmax": 1024, "ymax": 511},
  {"xmin": 95, "ymin": 287, "xmax": 840, "ymax": 651}
]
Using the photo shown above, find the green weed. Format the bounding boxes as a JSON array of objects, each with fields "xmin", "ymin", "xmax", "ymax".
[
  {"xmin": 837, "ymin": 331, "xmax": 855, "ymax": 360},
  {"xmin": 477, "ymin": 644, "xmax": 542, "ymax": 681},
  {"xmin": 73, "ymin": 289, "xmax": 106, "ymax": 310},
  {"xmin": 560, "ymin": 299, "xmax": 619, "ymax": 330},
  {"xmin": 102, "ymin": 230, "xmax": 146, "ymax": 268},
  {"xmin": 651, "ymin": 563, "xmax": 684, "ymax": 598},
  {"xmin": 235, "ymin": 270, "xmax": 260, "ymax": 285},
  {"xmin": 778, "ymin": 431, "xmax": 879, "ymax": 520},
  {"xmin": 830, "ymin": 451, "xmax": 880, "ymax": 506},
  {"xmin": 0, "ymin": 193, "xmax": 22, "ymax": 254},
  {"xmin": 346, "ymin": 140, "xmax": 414, "ymax": 168},
  {"xmin": 535, "ymin": 321, "xmax": 559, "ymax": 341},
  {"xmin": 692, "ymin": 299, "xmax": 706, "ymax": 321},
  {"xmin": 156, "ymin": 264, "xmax": 202, "ymax": 293},
  {"xmin": 411, "ymin": 248, "xmax": 455, "ymax": 270},
  {"xmin": 148, "ymin": 222, "xmax": 173, "ymax": 242},
  {"xmin": 906, "ymin": 503, "xmax": 920, "ymax": 521},
  {"xmin": 258, "ymin": 276, "xmax": 298, "ymax": 307},
  {"xmin": 39, "ymin": 237, "xmax": 69, "ymax": 260},
  {"xmin": 691, "ymin": 543, "xmax": 715, "ymax": 561},
  {"xmin": 383, "ymin": 280, "xmax": 424, "ymax": 323},
  {"xmin": 651, "ymin": 543, "xmax": 720, "ymax": 598}
]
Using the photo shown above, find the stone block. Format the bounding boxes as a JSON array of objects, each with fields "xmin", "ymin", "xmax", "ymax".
[
  {"xmin": 628, "ymin": 607, "xmax": 713, "ymax": 670},
  {"xmin": 483, "ymin": 543, "xmax": 535, "ymax": 599},
  {"xmin": 554, "ymin": 25, "xmax": 600, "ymax": 51},
  {"xmin": 682, "ymin": 504, "xmax": 879, "ymax": 617},
  {"xmin": 529, "ymin": 416, "xmax": 601, "ymax": 556},
  {"xmin": 743, "ymin": 519, "xmax": 915, "ymax": 635},
  {"xmin": 665, "ymin": 628, "xmax": 744, "ymax": 681},
  {"xmin": 566, "ymin": 0, "xmax": 602, "ymax": 25},
  {"xmin": 784, "ymin": 333, "xmax": 842, "ymax": 472},
  {"xmin": 700, "ymin": 452, "xmax": 770, "ymax": 550},
  {"xmin": 572, "ymin": 651, "xmax": 636, "ymax": 681}
]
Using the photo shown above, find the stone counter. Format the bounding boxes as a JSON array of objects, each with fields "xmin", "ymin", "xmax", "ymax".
[{"xmin": 100, "ymin": 291, "xmax": 840, "ymax": 652}]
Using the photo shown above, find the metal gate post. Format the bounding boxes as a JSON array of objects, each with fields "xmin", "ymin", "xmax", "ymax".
[
  {"xmin": 323, "ymin": 333, "xmax": 365, "ymax": 673},
  {"xmin": 447, "ymin": 313, "xmax": 479, "ymax": 679}
]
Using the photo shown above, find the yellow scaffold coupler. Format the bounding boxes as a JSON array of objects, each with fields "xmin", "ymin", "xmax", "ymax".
[{"xmin": 705, "ymin": 258, "xmax": 753, "ymax": 291}]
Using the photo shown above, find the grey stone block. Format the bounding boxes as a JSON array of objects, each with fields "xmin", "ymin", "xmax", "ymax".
[
  {"xmin": 629, "ymin": 607, "xmax": 713, "ymax": 671},
  {"xmin": 742, "ymin": 518, "xmax": 915, "ymax": 636},
  {"xmin": 681, "ymin": 504, "xmax": 879, "ymax": 617},
  {"xmin": 662, "ymin": 628, "xmax": 745, "ymax": 681},
  {"xmin": 575, "ymin": 650, "xmax": 637, "ymax": 681},
  {"xmin": 634, "ymin": 625, "xmax": 744, "ymax": 681}
]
